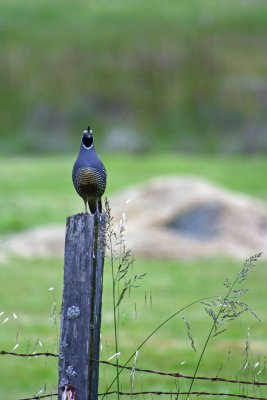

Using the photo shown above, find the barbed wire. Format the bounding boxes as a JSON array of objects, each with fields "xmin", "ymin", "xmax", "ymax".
[
  {"xmin": 98, "ymin": 359, "xmax": 267, "ymax": 387},
  {"xmin": 17, "ymin": 391, "xmax": 267, "ymax": 400},
  {"xmin": 100, "ymin": 392, "xmax": 267, "ymax": 400},
  {"xmin": 0, "ymin": 350, "xmax": 58, "ymax": 358},
  {"xmin": 2, "ymin": 351, "xmax": 266, "ymax": 400},
  {"xmin": 18, "ymin": 394, "xmax": 57, "ymax": 400},
  {"xmin": 2, "ymin": 351, "xmax": 267, "ymax": 388}
]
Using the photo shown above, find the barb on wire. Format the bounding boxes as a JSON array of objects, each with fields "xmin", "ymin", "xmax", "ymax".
[{"xmin": 0, "ymin": 350, "xmax": 58, "ymax": 358}]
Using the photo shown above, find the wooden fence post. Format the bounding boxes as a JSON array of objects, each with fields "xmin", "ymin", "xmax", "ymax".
[{"xmin": 58, "ymin": 213, "xmax": 105, "ymax": 400}]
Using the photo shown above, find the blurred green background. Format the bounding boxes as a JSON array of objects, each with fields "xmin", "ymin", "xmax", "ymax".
[
  {"xmin": 1, "ymin": 0, "xmax": 267, "ymax": 154},
  {"xmin": 1, "ymin": 0, "xmax": 267, "ymax": 399}
]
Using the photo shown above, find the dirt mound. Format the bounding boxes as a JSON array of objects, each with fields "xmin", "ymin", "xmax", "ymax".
[
  {"xmin": 1, "ymin": 177, "xmax": 266, "ymax": 261},
  {"xmin": 109, "ymin": 176, "xmax": 267, "ymax": 260},
  {"xmin": 0, "ymin": 225, "xmax": 65, "ymax": 262}
]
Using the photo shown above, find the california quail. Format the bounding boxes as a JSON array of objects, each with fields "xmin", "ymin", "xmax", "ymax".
[{"xmin": 72, "ymin": 127, "xmax": 107, "ymax": 214}]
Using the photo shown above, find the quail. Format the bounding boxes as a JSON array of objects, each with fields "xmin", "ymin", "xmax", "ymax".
[{"xmin": 72, "ymin": 126, "xmax": 107, "ymax": 214}]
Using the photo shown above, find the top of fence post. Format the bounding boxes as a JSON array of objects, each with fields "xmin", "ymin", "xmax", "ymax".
[{"xmin": 58, "ymin": 212, "xmax": 105, "ymax": 400}]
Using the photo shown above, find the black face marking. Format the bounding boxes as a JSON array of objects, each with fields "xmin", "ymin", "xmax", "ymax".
[{"xmin": 82, "ymin": 133, "xmax": 93, "ymax": 149}]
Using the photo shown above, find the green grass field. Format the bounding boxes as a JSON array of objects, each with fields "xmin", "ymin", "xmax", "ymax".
[{"xmin": 0, "ymin": 154, "xmax": 267, "ymax": 399}]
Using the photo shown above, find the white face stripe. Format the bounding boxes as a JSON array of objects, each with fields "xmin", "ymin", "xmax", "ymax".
[
  {"xmin": 83, "ymin": 129, "xmax": 92, "ymax": 134},
  {"xmin": 82, "ymin": 143, "xmax": 93, "ymax": 150}
]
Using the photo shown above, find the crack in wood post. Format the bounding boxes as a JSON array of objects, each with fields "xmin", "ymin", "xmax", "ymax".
[{"xmin": 58, "ymin": 213, "xmax": 105, "ymax": 400}]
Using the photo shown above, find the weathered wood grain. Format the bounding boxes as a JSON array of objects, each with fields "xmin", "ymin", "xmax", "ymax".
[{"xmin": 58, "ymin": 213, "xmax": 105, "ymax": 400}]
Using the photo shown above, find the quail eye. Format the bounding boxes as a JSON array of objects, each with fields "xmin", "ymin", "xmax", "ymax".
[{"xmin": 82, "ymin": 134, "xmax": 93, "ymax": 148}]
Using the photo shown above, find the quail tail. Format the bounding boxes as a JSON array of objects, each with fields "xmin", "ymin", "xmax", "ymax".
[
  {"xmin": 88, "ymin": 199, "xmax": 97, "ymax": 214},
  {"xmin": 84, "ymin": 199, "xmax": 88, "ymax": 213},
  {"xmin": 98, "ymin": 199, "xmax": 102, "ymax": 213},
  {"xmin": 88, "ymin": 199, "xmax": 102, "ymax": 214}
]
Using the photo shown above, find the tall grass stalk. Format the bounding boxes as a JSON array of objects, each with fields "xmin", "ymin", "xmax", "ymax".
[
  {"xmin": 101, "ymin": 295, "xmax": 216, "ymax": 400},
  {"xmin": 105, "ymin": 200, "xmax": 120, "ymax": 400},
  {"xmin": 104, "ymin": 199, "xmax": 146, "ymax": 400},
  {"xmin": 187, "ymin": 253, "xmax": 262, "ymax": 398}
]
